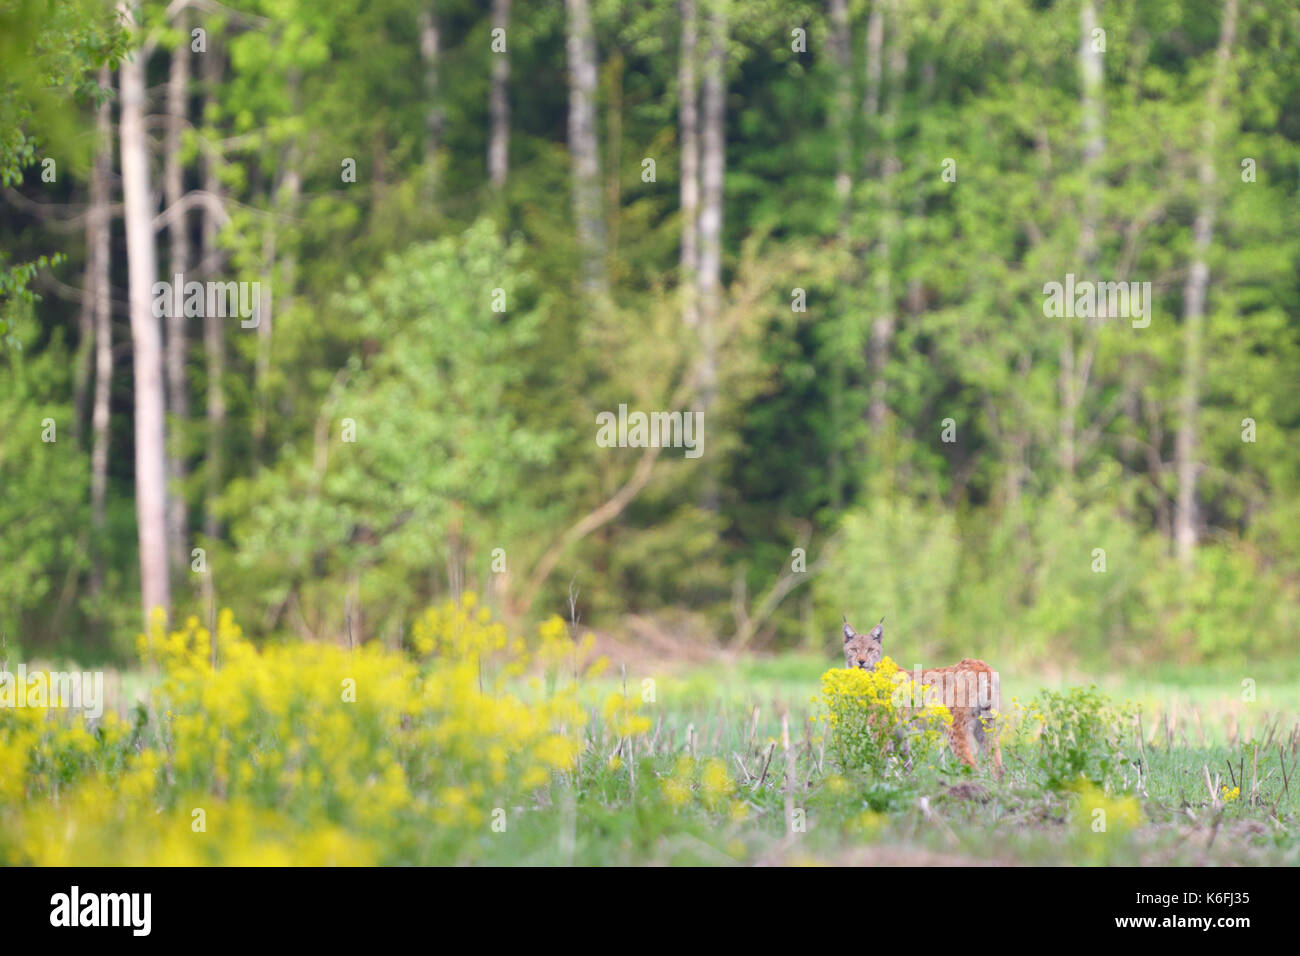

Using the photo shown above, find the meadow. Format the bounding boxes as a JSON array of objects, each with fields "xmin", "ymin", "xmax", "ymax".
[{"xmin": 3, "ymin": 596, "xmax": 1296, "ymax": 867}]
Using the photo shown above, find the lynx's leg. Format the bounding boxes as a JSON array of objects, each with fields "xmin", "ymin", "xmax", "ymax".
[{"xmin": 946, "ymin": 714, "xmax": 978, "ymax": 769}]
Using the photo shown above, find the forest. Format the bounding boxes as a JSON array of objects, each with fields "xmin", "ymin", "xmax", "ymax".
[{"xmin": 2, "ymin": 0, "xmax": 1299, "ymax": 672}]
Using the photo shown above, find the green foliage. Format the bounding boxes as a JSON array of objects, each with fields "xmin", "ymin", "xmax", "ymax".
[
  {"xmin": 0, "ymin": 0, "xmax": 122, "ymax": 349},
  {"xmin": 0, "ymin": 323, "xmax": 89, "ymax": 643},
  {"xmin": 819, "ymin": 495, "xmax": 960, "ymax": 653},
  {"xmin": 2, "ymin": 0, "xmax": 1300, "ymax": 667},
  {"xmin": 0, "ymin": 253, "xmax": 61, "ymax": 350},
  {"xmin": 0, "ymin": 0, "xmax": 124, "ymax": 186},
  {"xmin": 1017, "ymin": 686, "xmax": 1134, "ymax": 791},
  {"xmin": 220, "ymin": 221, "xmax": 562, "ymax": 635}
]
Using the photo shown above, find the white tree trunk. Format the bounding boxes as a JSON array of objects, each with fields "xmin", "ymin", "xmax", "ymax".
[
  {"xmin": 827, "ymin": 0, "xmax": 852, "ymax": 505},
  {"xmin": 565, "ymin": 0, "xmax": 606, "ymax": 294},
  {"xmin": 418, "ymin": 6, "xmax": 444, "ymax": 197},
  {"xmin": 119, "ymin": 2, "xmax": 172, "ymax": 623},
  {"xmin": 863, "ymin": 1, "xmax": 883, "ymax": 133},
  {"xmin": 678, "ymin": 0, "xmax": 699, "ymax": 328},
  {"xmin": 868, "ymin": 0, "xmax": 903, "ymax": 434},
  {"xmin": 489, "ymin": 0, "xmax": 510, "ymax": 189},
  {"xmin": 201, "ymin": 42, "xmax": 227, "ymax": 541},
  {"xmin": 696, "ymin": 0, "xmax": 726, "ymax": 409},
  {"xmin": 164, "ymin": 17, "xmax": 191, "ymax": 575},
  {"xmin": 1060, "ymin": 0, "xmax": 1105, "ymax": 477},
  {"xmin": 1078, "ymin": 0, "xmax": 1103, "ymax": 269},
  {"xmin": 89, "ymin": 65, "xmax": 114, "ymax": 595},
  {"xmin": 252, "ymin": 218, "xmax": 275, "ymax": 468},
  {"xmin": 829, "ymin": 0, "xmax": 852, "ymax": 216},
  {"xmin": 861, "ymin": 0, "xmax": 882, "ymax": 436},
  {"xmin": 694, "ymin": 0, "xmax": 726, "ymax": 510},
  {"xmin": 1175, "ymin": 0, "xmax": 1238, "ymax": 565}
]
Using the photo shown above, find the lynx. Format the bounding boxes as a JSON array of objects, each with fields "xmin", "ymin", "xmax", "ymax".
[{"xmin": 842, "ymin": 617, "xmax": 1003, "ymax": 778}]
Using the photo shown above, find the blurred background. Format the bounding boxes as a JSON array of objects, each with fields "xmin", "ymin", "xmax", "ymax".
[{"xmin": 1, "ymin": 0, "xmax": 1298, "ymax": 672}]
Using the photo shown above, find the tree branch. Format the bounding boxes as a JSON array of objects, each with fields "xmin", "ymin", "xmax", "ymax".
[
  {"xmin": 151, "ymin": 188, "xmax": 230, "ymax": 232},
  {"xmin": 513, "ymin": 441, "xmax": 664, "ymax": 619}
]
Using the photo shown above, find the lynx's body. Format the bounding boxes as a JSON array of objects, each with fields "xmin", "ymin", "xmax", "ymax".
[{"xmin": 842, "ymin": 618, "xmax": 1003, "ymax": 778}]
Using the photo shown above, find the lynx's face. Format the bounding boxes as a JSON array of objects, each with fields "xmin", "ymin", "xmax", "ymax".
[{"xmin": 842, "ymin": 618, "xmax": 885, "ymax": 670}]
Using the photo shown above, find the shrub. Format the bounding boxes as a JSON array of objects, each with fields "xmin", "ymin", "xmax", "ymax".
[
  {"xmin": 818, "ymin": 499, "xmax": 959, "ymax": 650},
  {"xmin": 1017, "ymin": 685, "xmax": 1134, "ymax": 790},
  {"xmin": 814, "ymin": 656, "xmax": 951, "ymax": 774}
]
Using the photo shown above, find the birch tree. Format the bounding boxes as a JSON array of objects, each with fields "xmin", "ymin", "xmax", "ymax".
[
  {"xmin": 1059, "ymin": 0, "xmax": 1105, "ymax": 478},
  {"xmin": 1175, "ymin": 0, "xmax": 1239, "ymax": 564},
  {"xmin": 679, "ymin": 0, "xmax": 700, "ymax": 329},
  {"xmin": 418, "ymin": 6, "xmax": 444, "ymax": 198},
  {"xmin": 696, "ymin": 0, "xmax": 726, "ymax": 411},
  {"xmin": 119, "ymin": 1, "xmax": 171, "ymax": 622},
  {"xmin": 565, "ymin": 0, "xmax": 606, "ymax": 295},
  {"xmin": 867, "ymin": 0, "xmax": 905, "ymax": 435},
  {"xmin": 88, "ymin": 65, "xmax": 113, "ymax": 595},
  {"xmin": 164, "ymin": 15, "xmax": 191, "ymax": 574},
  {"xmin": 201, "ymin": 39, "xmax": 227, "ymax": 541},
  {"xmin": 488, "ymin": 0, "xmax": 510, "ymax": 190}
]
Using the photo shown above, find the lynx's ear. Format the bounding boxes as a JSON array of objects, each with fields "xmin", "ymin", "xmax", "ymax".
[
  {"xmin": 842, "ymin": 615, "xmax": 857, "ymax": 642},
  {"xmin": 868, "ymin": 617, "xmax": 884, "ymax": 642}
]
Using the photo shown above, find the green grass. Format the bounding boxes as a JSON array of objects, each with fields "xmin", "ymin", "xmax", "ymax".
[
  {"xmin": 83, "ymin": 653, "xmax": 1300, "ymax": 865},
  {"xmin": 426, "ymin": 655, "xmax": 1296, "ymax": 865},
  {"xmin": 532, "ymin": 654, "xmax": 1300, "ymax": 865}
]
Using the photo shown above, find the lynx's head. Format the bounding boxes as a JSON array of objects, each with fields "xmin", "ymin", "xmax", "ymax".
[{"xmin": 842, "ymin": 616, "xmax": 885, "ymax": 670}]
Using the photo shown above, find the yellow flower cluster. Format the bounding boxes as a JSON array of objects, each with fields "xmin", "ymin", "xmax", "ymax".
[
  {"xmin": 600, "ymin": 688, "xmax": 654, "ymax": 738},
  {"xmin": 2, "ymin": 595, "xmax": 601, "ymax": 865},
  {"xmin": 813, "ymin": 657, "xmax": 951, "ymax": 773},
  {"xmin": 659, "ymin": 755, "xmax": 742, "ymax": 816},
  {"xmin": 0, "ymin": 700, "xmax": 128, "ymax": 805},
  {"xmin": 411, "ymin": 591, "xmax": 509, "ymax": 662},
  {"xmin": 1069, "ymin": 778, "xmax": 1144, "ymax": 834}
]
